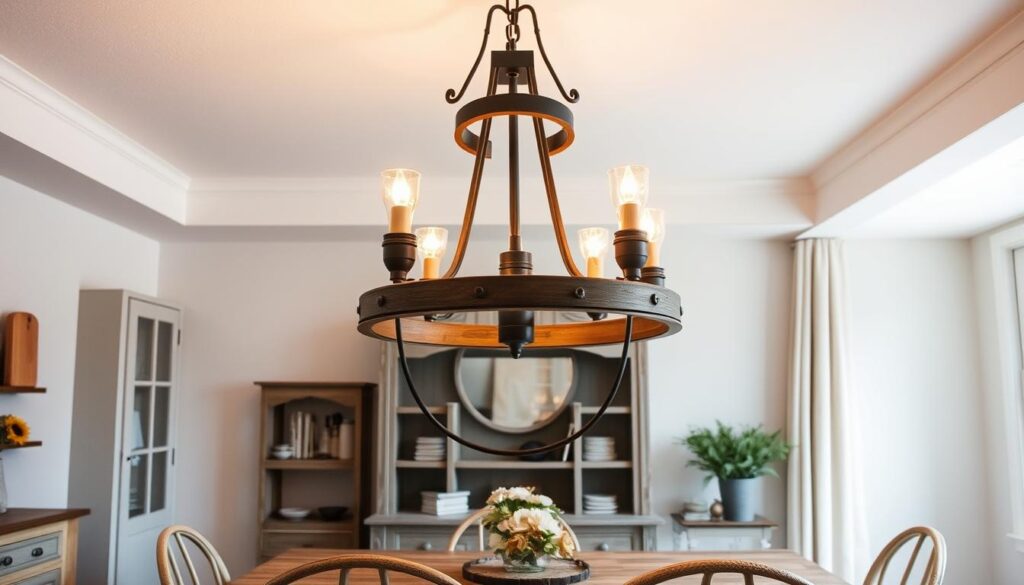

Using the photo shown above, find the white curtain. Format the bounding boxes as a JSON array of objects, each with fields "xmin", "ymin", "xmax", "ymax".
[{"xmin": 787, "ymin": 239, "xmax": 868, "ymax": 582}]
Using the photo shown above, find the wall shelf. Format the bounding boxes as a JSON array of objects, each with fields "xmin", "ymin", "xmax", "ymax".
[
  {"xmin": 396, "ymin": 406, "xmax": 446, "ymax": 415},
  {"xmin": 0, "ymin": 441, "xmax": 42, "ymax": 451},
  {"xmin": 579, "ymin": 406, "xmax": 630, "ymax": 414},
  {"xmin": 580, "ymin": 461, "xmax": 632, "ymax": 469},
  {"xmin": 0, "ymin": 386, "xmax": 46, "ymax": 394},
  {"xmin": 396, "ymin": 460, "xmax": 446, "ymax": 469},
  {"xmin": 455, "ymin": 460, "xmax": 573, "ymax": 470},
  {"xmin": 263, "ymin": 517, "xmax": 356, "ymax": 533}
]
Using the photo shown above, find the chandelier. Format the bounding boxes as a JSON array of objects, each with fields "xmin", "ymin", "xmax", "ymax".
[{"xmin": 357, "ymin": 1, "xmax": 681, "ymax": 455}]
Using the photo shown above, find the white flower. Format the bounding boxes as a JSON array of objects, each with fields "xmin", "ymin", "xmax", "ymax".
[
  {"xmin": 529, "ymin": 494, "xmax": 554, "ymax": 507},
  {"xmin": 486, "ymin": 486, "xmax": 537, "ymax": 505},
  {"xmin": 510, "ymin": 508, "xmax": 563, "ymax": 537}
]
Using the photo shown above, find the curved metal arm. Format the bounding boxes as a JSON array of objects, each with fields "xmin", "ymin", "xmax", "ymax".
[
  {"xmin": 519, "ymin": 4, "xmax": 579, "ymax": 103},
  {"xmin": 395, "ymin": 316, "xmax": 634, "ymax": 456},
  {"xmin": 445, "ymin": 4, "xmax": 507, "ymax": 104}
]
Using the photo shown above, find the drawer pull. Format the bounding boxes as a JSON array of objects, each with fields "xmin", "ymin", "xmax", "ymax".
[
  {"xmin": 419, "ymin": 542, "xmax": 433, "ymax": 551},
  {"xmin": 0, "ymin": 556, "xmax": 11, "ymax": 566},
  {"xmin": 31, "ymin": 547, "xmax": 44, "ymax": 557},
  {"xmin": 597, "ymin": 542, "xmax": 610, "ymax": 552}
]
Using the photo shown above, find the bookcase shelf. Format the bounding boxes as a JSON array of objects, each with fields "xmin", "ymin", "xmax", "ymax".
[
  {"xmin": 256, "ymin": 382, "xmax": 375, "ymax": 561},
  {"xmin": 369, "ymin": 344, "xmax": 661, "ymax": 551},
  {"xmin": 0, "ymin": 386, "xmax": 46, "ymax": 394},
  {"xmin": 0, "ymin": 441, "xmax": 42, "ymax": 451}
]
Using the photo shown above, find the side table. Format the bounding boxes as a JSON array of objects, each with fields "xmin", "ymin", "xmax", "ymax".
[{"xmin": 671, "ymin": 514, "xmax": 778, "ymax": 551}]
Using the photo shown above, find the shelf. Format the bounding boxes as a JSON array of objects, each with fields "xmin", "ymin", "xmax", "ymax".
[
  {"xmin": 0, "ymin": 441, "xmax": 42, "ymax": 451},
  {"xmin": 396, "ymin": 460, "xmax": 446, "ymax": 469},
  {"xmin": 0, "ymin": 386, "xmax": 45, "ymax": 394},
  {"xmin": 579, "ymin": 406, "xmax": 630, "ymax": 414},
  {"xmin": 580, "ymin": 460, "xmax": 632, "ymax": 469},
  {"xmin": 263, "ymin": 458, "xmax": 353, "ymax": 470},
  {"xmin": 396, "ymin": 406, "xmax": 446, "ymax": 415},
  {"xmin": 263, "ymin": 517, "xmax": 356, "ymax": 533},
  {"xmin": 457, "ymin": 460, "xmax": 572, "ymax": 470}
]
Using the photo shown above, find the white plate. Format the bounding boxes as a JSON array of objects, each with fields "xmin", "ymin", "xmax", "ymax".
[
  {"xmin": 278, "ymin": 507, "xmax": 311, "ymax": 520},
  {"xmin": 417, "ymin": 438, "xmax": 445, "ymax": 443},
  {"xmin": 584, "ymin": 494, "xmax": 617, "ymax": 501},
  {"xmin": 583, "ymin": 509, "xmax": 618, "ymax": 515}
]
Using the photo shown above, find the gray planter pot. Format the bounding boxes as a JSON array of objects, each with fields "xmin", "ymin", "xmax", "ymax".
[{"xmin": 718, "ymin": 477, "xmax": 757, "ymax": 521}]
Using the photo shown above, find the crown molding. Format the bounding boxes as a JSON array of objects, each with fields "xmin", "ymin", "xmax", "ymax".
[
  {"xmin": 806, "ymin": 8, "xmax": 1024, "ymax": 234},
  {"xmin": 0, "ymin": 55, "xmax": 189, "ymax": 221}
]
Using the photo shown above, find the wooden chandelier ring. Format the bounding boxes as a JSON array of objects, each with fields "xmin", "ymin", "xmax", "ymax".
[
  {"xmin": 454, "ymin": 93, "xmax": 574, "ymax": 157},
  {"xmin": 357, "ymin": 275, "xmax": 682, "ymax": 347},
  {"xmin": 395, "ymin": 315, "xmax": 634, "ymax": 456}
]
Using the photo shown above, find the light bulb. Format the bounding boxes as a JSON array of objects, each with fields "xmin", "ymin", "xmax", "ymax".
[
  {"xmin": 381, "ymin": 168, "xmax": 421, "ymax": 233},
  {"xmin": 577, "ymin": 227, "xmax": 609, "ymax": 278},
  {"xmin": 641, "ymin": 208, "xmax": 665, "ymax": 267},
  {"xmin": 608, "ymin": 165, "xmax": 649, "ymax": 230},
  {"xmin": 415, "ymin": 227, "xmax": 448, "ymax": 279}
]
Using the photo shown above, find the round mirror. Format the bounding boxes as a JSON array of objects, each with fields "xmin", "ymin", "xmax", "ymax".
[{"xmin": 454, "ymin": 349, "xmax": 576, "ymax": 434}]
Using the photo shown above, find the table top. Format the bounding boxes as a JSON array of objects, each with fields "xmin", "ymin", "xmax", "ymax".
[
  {"xmin": 232, "ymin": 549, "xmax": 848, "ymax": 585},
  {"xmin": 670, "ymin": 513, "xmax": 779, "ymax": 528}
]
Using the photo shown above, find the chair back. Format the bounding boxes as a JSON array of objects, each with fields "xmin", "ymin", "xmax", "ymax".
[
  {"xmin": 264, "ymin": 553, "xmax": 463, "ymax": 585},
  {"xmin": 623, "ymin": 559, "xmax": 814, "ymax": 585},
  {"xmin": 446, "ymin": 508, "xmax": 581, "ymax": 552},
  {"xmin": 156, "ymin": 525, "xmax": 231, "ymax": 585},
  {"xmin": 863, "ymin": 526, "xmax": 946, "ymax": 585}
]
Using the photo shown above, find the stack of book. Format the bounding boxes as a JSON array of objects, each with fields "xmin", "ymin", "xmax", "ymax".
[
  {"xmin": 421, "ymin": 491, "xmax": 470, "ymax": 516},
  {"xmin": 681, "ymin": 501, "xmax": 711, "ymax": 521}
]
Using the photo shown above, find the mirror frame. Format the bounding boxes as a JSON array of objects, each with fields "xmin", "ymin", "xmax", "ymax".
[{"xmin": 453, "ymin": 348, "xmax": 578, "ymax": 434}]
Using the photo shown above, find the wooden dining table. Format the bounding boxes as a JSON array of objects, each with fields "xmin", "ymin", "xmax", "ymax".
[{"xmin": 232, "ymin": 549, "xmax": 849, "ymax": 584}]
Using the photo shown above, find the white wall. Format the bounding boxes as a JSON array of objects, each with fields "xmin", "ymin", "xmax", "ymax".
[
  {"xmin": 158, "ymin": 230, "xmax": 794, "ymax": 573},
  {"xmin": 845, "ymin": 240, "xmax": 991, "ymax": 584},
  {"xmin": 0, "ymin": 176, "xmax": 159, "ymax": 506},
  {"xmin": 972, "ymin": 218, "xmax": 1024, "ymax": 585}
]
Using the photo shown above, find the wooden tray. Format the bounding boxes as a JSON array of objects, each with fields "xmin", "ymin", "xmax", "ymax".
[{"xmin": 463, "ymin": 557, "xmax": 590, "ymax": 585}]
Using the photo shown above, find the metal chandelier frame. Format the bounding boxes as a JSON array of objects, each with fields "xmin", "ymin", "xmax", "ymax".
[{"xmin": 356, "ymin": 1, "xmax": 682, "ymax": 456}]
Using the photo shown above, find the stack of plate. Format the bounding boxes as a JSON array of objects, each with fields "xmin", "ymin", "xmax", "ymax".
[
  {"xmin": 583, "ymin": 494, "xmax": 618, "ymax": 515},
  {"xmin": 582, "ymin": 436, "xmax": 616, "ymax": 461},
  {"xmin": 414, "ymin": 437, "xmax": 446, "ymax": 461}
]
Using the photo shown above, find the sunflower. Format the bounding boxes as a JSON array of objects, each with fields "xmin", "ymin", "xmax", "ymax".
[{"xmin": 3, "ymin": 415, "xmax": 30, "ymax": 446}]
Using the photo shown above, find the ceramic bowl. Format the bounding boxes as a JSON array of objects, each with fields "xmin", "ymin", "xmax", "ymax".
[{"xmin": 278, "ymin": 507, "xmax": 311, "ymax": 521}]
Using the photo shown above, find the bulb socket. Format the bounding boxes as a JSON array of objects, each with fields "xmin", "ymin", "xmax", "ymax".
[
  {"xmin": 382, "ymin": 232, "xmax": 418, "ymax": 283},
  {"xmin": 498, "ymin": 250, "xmax": 534, "ymax": 275},
  {"xmin": 613, "ymin": 229, "xmax": 649, "ymax": 281},
  {"xmin": 640, "ymin": 266, "xmax": 666, "ymax": 287}
]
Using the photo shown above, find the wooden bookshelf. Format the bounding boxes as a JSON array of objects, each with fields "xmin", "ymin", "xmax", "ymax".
[
  {"xmin": 255, "ymin": 382, "xmax": 375, "ymax": 561},
  {"xmin": 0, "ymin": 441, "xmax": 42, "ymax": 451},
  {"xmin": 0, "ymin": 386, "xmax": 45, "ymax": 394}
]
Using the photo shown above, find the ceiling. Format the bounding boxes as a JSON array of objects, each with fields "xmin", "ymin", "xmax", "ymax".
[
  {"xmin": 0, "ymin": 0, "xmax": 1018, "ymax": 184},
  {"xmin": 852, "ymin": 134, "xmax": 1024, "ymax": 237}
]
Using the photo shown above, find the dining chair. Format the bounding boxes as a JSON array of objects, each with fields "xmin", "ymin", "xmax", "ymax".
[
  {"xmin": 863, "ymin": 526, "xmax": 947, "ymax": 585},
  {"xmin": 446, "ymin": 507, "xmax": 582, "ymax": 552},
  {"xmin": 623, "ymin": 559, "xmax": 814, "ymax": 585},
  {"xmin": 264, "ymin": 553, "xmax": 463, "ymax": 585},
  {"xmin": 156, "ymin": 524, "xmax": 231, "ymax": 585}
]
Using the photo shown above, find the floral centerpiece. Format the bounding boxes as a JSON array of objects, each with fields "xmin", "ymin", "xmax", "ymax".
[
  {"xmin": 0, "ymin": 415, "xmax": 29, "ymax": 447},
  {"xmin": 483, "ymin": 487, "xmax": 575, "ymax": 573}
]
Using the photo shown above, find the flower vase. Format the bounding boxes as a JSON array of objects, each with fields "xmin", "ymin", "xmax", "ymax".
[{"xmin": 500, "ymin": 553, "xmax": 549, "ymax": 573}]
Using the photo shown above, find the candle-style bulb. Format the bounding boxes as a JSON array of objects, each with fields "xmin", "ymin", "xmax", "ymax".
[
  {"xmin": 608, "ymin": 165, "xmax": 649, "ymax": 230},
  {"xmin": 381, "ymin": 168, "xmax": 421, "ymax": 233},
  {"xmin": 641, "ymin": 208, "xmax": 665, "ymax": 267},
  {"xmin": 577, "ymin": 227, "xmax": 610, "ymax": 277},
  {"xmin": 415, "ymin": 227, "xmax": 448, "ymax": 279}
]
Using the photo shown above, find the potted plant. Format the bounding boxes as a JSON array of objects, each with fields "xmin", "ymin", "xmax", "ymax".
[
  {"xmin": 483, "ymin": 487, "xmax": 575, "ymax": 573},
  {"xmin": 679, "ymin": 421, "xmax": 790, "ymax": 521}
]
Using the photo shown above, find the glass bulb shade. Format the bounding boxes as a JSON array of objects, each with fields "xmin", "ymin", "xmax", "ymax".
[
  {"xmin": 641, "ymin": 208, "xmax": 666, "ymax": 244},
  {"xmin": 381, "ymin": 168, "xmax": 420, "ymax": 232},
  {"xmin": 415, "ymin": 227, "xmax": 448, "ymax": 259},
  {"xmin": 608, "ymin": 165, "xmax": 650, "ymax": 208},
  {"xmin": 577, "ymin": 227, "xmax": 610, "ymax": 259}
]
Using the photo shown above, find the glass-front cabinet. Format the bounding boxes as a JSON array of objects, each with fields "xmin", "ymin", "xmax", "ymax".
[{"xmin": 69, "ymin": 291, "xmax": 182, "ymax": 585}]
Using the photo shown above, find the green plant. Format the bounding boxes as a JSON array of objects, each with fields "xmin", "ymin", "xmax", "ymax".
[{"xmin": 679, "ymin": 421, "xmax": 790, "ymax": 483}]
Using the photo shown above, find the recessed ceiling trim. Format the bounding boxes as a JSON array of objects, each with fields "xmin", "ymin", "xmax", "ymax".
[
  {"xmin": 807, "ymin": 8, "xmax": 1024, "ymax": 234},
  {"xmin": 0, "ymin": 55, "xmax": 189, "ymax": 221}
]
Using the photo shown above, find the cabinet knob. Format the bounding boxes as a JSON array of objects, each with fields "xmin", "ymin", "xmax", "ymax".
[
  {"xmin": 419, "ymin": 542, "xmax": 433, "ymax": 551},
  {"xmin": 0, "ymin": 556, "xmax": 12, "ymax": 566},
  {"xmin": 31, "ymin": 547, "xmax": 43, "ymax": 557},
  {"xmin": 597, "ymin": 542, "xmax": 610, "ymax": 552}
]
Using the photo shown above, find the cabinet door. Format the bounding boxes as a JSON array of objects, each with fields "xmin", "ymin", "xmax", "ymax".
[{"xmin": 116, "ymin": 299, "xmax": 179, "ymax": 583}]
